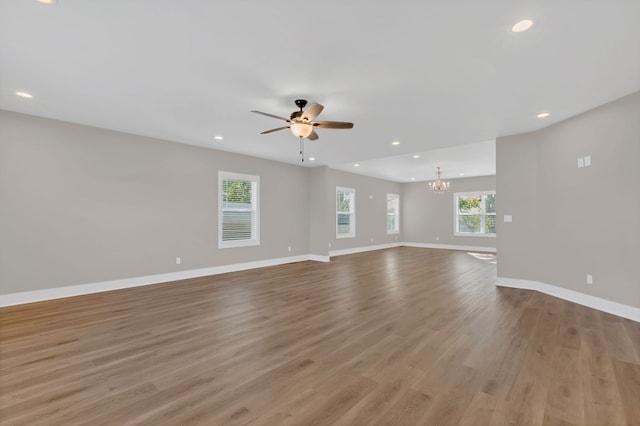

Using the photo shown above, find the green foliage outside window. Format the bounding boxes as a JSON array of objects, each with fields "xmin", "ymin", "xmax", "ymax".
[
  {"xmin": 485, "ymin": 214, "xmax": 496, "ymax": 233},
  {"xmin": 458, "ymin": 196, "xmax": 481, "ymax": 213},
  {"xmin": 223, "ymin": 179, "xmax": 252, "ymax": 205},
  {"xmin": 337, "ymin": 192, "xmax": 352, "ymax": 212}
]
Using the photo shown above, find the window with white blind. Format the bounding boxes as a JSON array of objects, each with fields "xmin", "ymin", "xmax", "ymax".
[
  {"xmin": 336, "ymin": 187, "xmax": 355, "ymax": 238},
  {"xmin": 219, "ymin": 171, "xmax": 260, "ymax": 248},
  {"xmin": 387, "ymin": 193, "xmax": 400, "ymax": 234}
]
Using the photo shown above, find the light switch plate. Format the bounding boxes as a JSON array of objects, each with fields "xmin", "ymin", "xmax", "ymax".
[
  {"xmin": 504, "ymin": 215, "xmax": 513, "ymax": 222},
  {"xmin": 584, "ymin": 156, "xmax": 591, "ymax": 166},
  {"xmin": 577, "ymin": 158, "xmax": 585, "ymax": 168}
]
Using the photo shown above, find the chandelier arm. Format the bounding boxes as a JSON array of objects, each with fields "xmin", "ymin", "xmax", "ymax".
[{"xmin": 428, "ymin": 166, "xmax": 451, "ymax": 194}]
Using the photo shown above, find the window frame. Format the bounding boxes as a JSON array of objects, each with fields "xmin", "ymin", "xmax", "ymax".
[
  {"xmin": 453, "ymin": 190, "xmax": 496, "ymax": 238},
  {"xmin": 386, "ymin": 193, "xmax": 400, "ymax": 234},
  {"xmin": 336, "ymin": 187, "xmax": 356, "ymax": 239},
  {"xmin": 218, "ymin": 171, "xmax": 260, "ymax": 249}
]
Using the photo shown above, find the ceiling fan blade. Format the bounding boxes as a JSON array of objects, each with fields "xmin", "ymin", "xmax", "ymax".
[
  {"xmin": 307, "ymin": 130, "xmax": 319, "ymax": 140},
  {"xmin": 301, "ymin": 103, "xmax": 324, "ymax": 121},
  {"xmin": 260, "ymin": 126, "xmax": 289, "ymax": 134},
  {"xmin": 251, "ymin": 110, "xmax": 290, "ymax": 122},
  {"xmin": 313, "ymin": 121, "xmax": 354, "ymax": 129}
]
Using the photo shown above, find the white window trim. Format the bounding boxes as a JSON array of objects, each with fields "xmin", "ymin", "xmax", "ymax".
[
  {"xmin": 218, "ymin": 171, "xmax": 260, "ymax": 248},
  {"xmin": 386, "ymin": 193, "xmax": 400, "ymax": 235},
  {"xmin": 454, "ymin": 190, "xmax": 496, "ymax": 238},
  {"xmin": 336, "ymin": 186, "xmax": 356, "ymax": 239}
]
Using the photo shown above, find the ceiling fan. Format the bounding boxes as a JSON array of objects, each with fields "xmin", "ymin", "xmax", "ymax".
[{"xmin": 251, "ymin": 99, "xmax": 353, "ymax": 140}]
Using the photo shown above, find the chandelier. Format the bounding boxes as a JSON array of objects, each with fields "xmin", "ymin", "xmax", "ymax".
[{"xmin": 428, "ymin": 166, "xmax": 450, "ymax": 194}]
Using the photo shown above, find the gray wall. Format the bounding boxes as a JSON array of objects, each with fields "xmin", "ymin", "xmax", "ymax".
[
  {"xmin": 0, "ymin": 110, "xmax": 311, "ymax": 294},
  {"xmin": 497, "ymin": 91, "xmax": 640, "ymax": 308},
  {"xmin": 308, "ymin": 166, "xmax": 329, "ymax": 257},
  {"xmin": 495, "ymin": 133, "xmax": 538, "ymax": 279},
  {"xmin": 325, "ymin": 169, "xmax": 403, "ymax": 252},
  {"xmin": 0, "ymin": 110, "xmax": 409, "ymax": 295},
  {"xmin": 402, "ymin": 176, "xmax": 497, "ymax": 249}
]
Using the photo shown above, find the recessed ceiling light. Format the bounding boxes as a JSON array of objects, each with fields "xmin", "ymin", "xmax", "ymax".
[
  {"xmin": 309, "ymin": 157, "xmax": 316, "ymax": 161},
  {"xmin": 353, "ymin": 163, "xmax": 360, "ymax": 167},
  {"xmin": 512, "ymin": 19, "xmax": 534, "ymax": 33},
  {"xmin": 537, "ymin": 112, "xmax": 550, "ymax": 118},
  {"xmin": 391, "ymin": 141, "xmax": 400, "ymax": 146},
  {"xmin": 459, "ymin": 173, "xmax": 465, "ymax": 176},
  {"xmin": 213, "ymin": 135, "xmax": 223, "ymax": 140},
  {"xmin": 412, "ymin": 154, "xmax": 420, "ymax": 159},
  {"xmin": 410, "ymin": 178, "xmax": 416, "ymax": 181},
  {"xmin": 35, "ymin": 0, "xmax": 57, "ymax": 4},
  {"xmin": 15, "ymin": 91, "xmax": 33, "ymax": 99}
]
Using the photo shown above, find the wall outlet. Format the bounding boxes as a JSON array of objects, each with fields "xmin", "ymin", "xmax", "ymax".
[
  {"xmin": 370, "ymin": 237, "xmax": 374, "ymax": 243},
  {"xmin": 328, "ymin": 242, "xmax": 331, "ymax": 248},
  {"xmin": 176, "ymin": 257, "xmax": 181, "ymax": 265},
  {"xmin": 287, "ymin": 246, "xmax": 292, "ymax": 252},
  {"xmin": 369, "ymin": 194, "xmax": 373, "ymax": 199},
  {"xmin": 435, "ymin": 236, "xmax": 439, "ymax": 241},
  {"xmin": 586, "ymin": 274, "xmax": 593, "ymax": 284}
]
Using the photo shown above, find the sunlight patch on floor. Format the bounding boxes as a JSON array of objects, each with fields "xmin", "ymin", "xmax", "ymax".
[{"xmin": 467, "ymin": 252, "xmax": 497, "ymax": 264}]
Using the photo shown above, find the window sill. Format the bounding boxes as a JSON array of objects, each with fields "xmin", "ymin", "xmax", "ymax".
[
  {"xmin": 219, "ymin": 239, "xmax": 261, "ymax": 249},
  {"xmin": 336, "ymin": 234, "xmax": 355, "ymax": 239},
  {"xmin": 454, "ymin": 233, "xmax": 496, "ymax": 238}
]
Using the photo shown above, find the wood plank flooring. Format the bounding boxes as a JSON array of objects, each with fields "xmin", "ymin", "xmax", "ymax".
[{"xmin": 1, "ymin": 247, "xmax": 639, "ymax": 425}]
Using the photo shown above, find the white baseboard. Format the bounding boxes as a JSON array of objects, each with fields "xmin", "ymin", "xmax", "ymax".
[
  {"xmin": 497, "ymin": 277, "xmax": 640, "ymax": 323},
  {"xmin": 402, "ymin": 242, "xmax": 496, "ymax": 253},
  {"xmin": 329, "ymin": 242, "xmax": 402, "ymax": 257},
  {"xmin": 0, "ymin": 254, "xmax": 318, "ymax": 307},
  {"xmin": 0, "ymin": 246, "xmax": 427, "ymax": 307},
  {"xmin": 308, "ymin": 254, "xmax": 330, "ymax": 263}
]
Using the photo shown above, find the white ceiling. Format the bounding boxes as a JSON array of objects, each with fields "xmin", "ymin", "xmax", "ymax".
[{"xmin": 1, "ymin": 0, "xmax": 639, "ymax": 182}]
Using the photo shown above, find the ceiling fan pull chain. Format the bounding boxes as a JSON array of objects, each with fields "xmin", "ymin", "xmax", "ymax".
[{"xmin": 300, "ymin": 137, "xmax": 304, "ymax": 162}]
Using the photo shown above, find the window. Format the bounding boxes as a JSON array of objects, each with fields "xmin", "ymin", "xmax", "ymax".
[
  {"xmin": 454, "ymin": 191, "xmax": 496, "ymax": 237},
  {"xmin": 219, "ymin": 171, "xmax": 259, "ymax": 248},
  {"xmin": 387, "ymin": 193, "xmax": 400, "ymax": 234},
  {"xmin": 336, "ymin": 187, "xmax": 355, "ymax": 238}
]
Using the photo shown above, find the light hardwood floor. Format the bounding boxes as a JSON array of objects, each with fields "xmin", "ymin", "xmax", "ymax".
[{"xmin": 1, "ymin": 247, "xmax": 639, "ymax": 425}]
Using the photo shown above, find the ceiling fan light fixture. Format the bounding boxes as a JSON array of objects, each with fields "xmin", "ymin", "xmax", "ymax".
[
  {"xmin": 290, "ymin": 122, "xmax": 313, "ymax": 138},
  {"xmin": 252, "ymin": 100, "xmax": 353, "ymax": 162}
]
